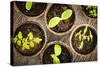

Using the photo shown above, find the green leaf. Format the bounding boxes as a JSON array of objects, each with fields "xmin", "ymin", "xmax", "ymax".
[
  {"xmin": 29, "ymin": 41, "xmax": 34, "ymax": 48},
  {"xmin": 48, "ymin": 17, "xmax": 61, "ymax": 28},
  {"xmin": 18, "ymin": 31, "xmax": 23, "ymax": 40},
  {"xmin": 17, "ymin": 40, "xmax": 21, "ymax": 46},
  {"xmin": 25, "ymin": 2, "xmax": 32, "ymax": 11},
  {"xmin": 54, "ymin": 44, "xmax": 62, "ymax": 56},
  {"xmin": 79, "ymin": 41, "xmax": 84, "ymax": 50},
  {"xmin": 22, "ymin": 42, "xmax": 30, "ymax": 50},
  {"xmin": 51, "ymin": 54, "xmax": 60, "ymax": 64},
  {"xmin": 61, "ymin": 9, "xmax": 72, "ymax": 20},
  {"xmin": 28, "ymin": 32, "xmax": 33, "ymax": 40},
  {"xmin": 33, "ymin": 37, "xmax": 42, "ymax": 44}
]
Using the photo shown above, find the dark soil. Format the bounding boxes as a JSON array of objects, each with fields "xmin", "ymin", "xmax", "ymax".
[
  {"xmin": 16, "ymin": 1, "xmax": 47, "ymax": 16},
  {"xmin": 81, "ymin": 6, "xmax": 97, "ymax": 18},
  {"xmin": 47, "ymin": 4, "xmax": 75, "ymax": 33},
  {"xmin": 13, "ymin": 22, "xmax": 45, "ymax": 56},
  {"xmin": 71, "ymin": 26, "xmax": 97, "ymax": 55},
  {"xmin": 42, "ymin": 44, "xmax": 72, "ymax": 64}
]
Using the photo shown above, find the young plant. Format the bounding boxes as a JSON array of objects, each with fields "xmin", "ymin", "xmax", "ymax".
[
  {"xmin": 48, "ymin": 9, "xmax": 73, "ymax": 28},
  {"xmin": 85, "ymin": 6, "xmax": 97, "ymax": 17},
  {"xmin": 12, "ymin": 31, "xmax": 42, "ymax": 51},
  {"xmin": 25, "ymin": 1, "xmax": 32, "ymax": 11},
  {"xmin": 50, "ymin": 44, "xmax": 62, "ymax": 64},
  {"xmin": 75, "ymin": 26, "xmax": 93, "ymax": 50}
]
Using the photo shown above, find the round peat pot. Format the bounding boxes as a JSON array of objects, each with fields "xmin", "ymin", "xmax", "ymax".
[
  {"xmin": 45, "ymin": 4, "xmax": 75, "ymax": 35},
  {"xmin": 42, "ymin": 41, "xmax": 72, "ymax": 64},
  {"xmin": 70, "ymin": 24, "xmax": 97, "ymax": 55},
  {"xmin": 13, "ymin": 22, "xmax": 47, "ymax": 56},
  {"xmin": 81, "ymin": 5, "xmax": 97, "ymax": 18},
  {"xmin": 16, "ymin": 1, "xmax": 47, "ymax": 17}
]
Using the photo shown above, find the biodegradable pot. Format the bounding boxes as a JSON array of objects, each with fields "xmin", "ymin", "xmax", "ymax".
[
  {"xmin": 41, "ymin": 41, "xmax": 73, "ymax": 64},
  {"xmin": 81, "ymin": 6, "xmax": 97, "ymax": 18},
  {"xmin": 45, "ymin": 4, "xmax": 75, "ymax": 35},
  {"xmin": 15, "ymin": 1, "xmax": 47, "ymax": 17},
  {"xmin": 70, "ymin": 24, "xmax": 97, "ymax": 55},
  {"xmin": 13, "ymin": 22, "xmax": 47, "ymax": 56}
]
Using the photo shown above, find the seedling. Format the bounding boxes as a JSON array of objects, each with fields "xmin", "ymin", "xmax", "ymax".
[
  {"xmin": 25, "ymin": 1, "xmax": 32, "ymax": 12},
  {"xmin": 50, "ymin": 44, "xmax": 62, "ymax": 64},
  {"xmin": 12, "ymin": 31, "xmax": 42, "ymax": 51},
  {"xmin": 48, "ymin": 9, "xmax": 73, "ymax": 28},
  {"xmin": 75, "ymin": 26, "xmax": 93, "ymax": 50},
  {"xmin": 85, "ymin": 6, "xmax": 97, "ymax": 17}
]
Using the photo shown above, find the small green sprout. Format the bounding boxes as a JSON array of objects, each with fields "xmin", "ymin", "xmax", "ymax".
[
  {"xmin": 12, "ymin": 31, "xmax": 42, "ymax": 51},
  {"xmin": 75, "ymin": 26, "xmax": 93, "ymax": 50},
  {"xmin": 48, "ymin": 9, "xmax": 73, "ymax": 28},
  {"xmin": 25, "ymin": 1, "xmax": 32, "ymax": 11},
  {"xmin": 85, "ymin": 6, "xmax": 97, "ymax": 17},
  {"xmin": 50, "ymin": 44, "xmax": 62, "ymax": 64}
]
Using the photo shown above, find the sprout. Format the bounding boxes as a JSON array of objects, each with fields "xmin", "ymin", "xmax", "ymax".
[
  {"xmin": 25, "ymin": 1, "xmax": 32, "ymax": 11},
  {"xmin": 74, "ymin": 26, "xmax": 94, "ymax": 50},
  {"xmin": 85, "ymin": 6, "xmax": 97, "ymax": 17},
  {"xmin": 50, "ymin": 44, "xmax": 62, "ymax": 64},
  {"xmin": 12, "ymin": 31, "xmax": 43, "ymax": 51},
  {"xmin": 48, "ymin": 9, "xmax": 73, "ymax": 28}
]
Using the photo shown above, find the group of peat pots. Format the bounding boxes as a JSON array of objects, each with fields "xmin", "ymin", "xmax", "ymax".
[{"xmin": 11, "ymin": 1, "xmax": 97, "ymax": 65}]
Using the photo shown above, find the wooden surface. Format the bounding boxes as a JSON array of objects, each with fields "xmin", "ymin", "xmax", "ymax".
[{"xmin": 12, "ymin": 2, "xmax": 97, "ymax": 66}]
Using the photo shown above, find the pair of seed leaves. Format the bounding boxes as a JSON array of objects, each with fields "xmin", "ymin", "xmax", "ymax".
[
  {"xmin": 75, "ymin": 26, "xmax": 93, "ymax": 50},
  {"xmin": 48, "ymin": 9, "xmax": 73, "ymax": 28},
  {"xmin": 50, "ymin": 44, "xmax": 62, "ymax": 64},
  {"xmin": 13, "ymin": 31, "xmax": 42, "ymax": 50}
]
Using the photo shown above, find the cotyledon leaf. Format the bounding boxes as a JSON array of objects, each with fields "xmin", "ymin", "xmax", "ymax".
[
  {"xmin": 48, "ymin": 17, "xmax": 61, "ymax": 28},
  {"xmin": 61, "ymin": 9, "xmax": 73, "ymax": 20},
  {"xmin": 54, "ymin": 44, "xmax": 62, "ymax": 56},
  {"xmin": 51, "ymin": 54, "xmax": 60, "ymax": 64},
  {"xmin": 25, "ymin": 2, "xmax": 32, "ymax": 11}
]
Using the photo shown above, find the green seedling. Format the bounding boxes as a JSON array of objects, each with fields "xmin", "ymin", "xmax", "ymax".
[
  {"xmin": 85, "ymin": 6, "xmax": 97, "ymax": 17},
  {"xmin": 12, "ymin": 31, "xmax": 42, "ymax": 51},
  {"xmin": 48, "ymin": 9, "xmax": 73, "ymax": 28},
  {"xmin": 25, "ymin": 1, "xmax": 32, "ymax": 11},
  {"xmin": 50, "ymin": 44, "xmax": 62, "ymax": 64},
  {"xmin": 75, "ymin": 26, "xmax": 93, "ymax": 50}
]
